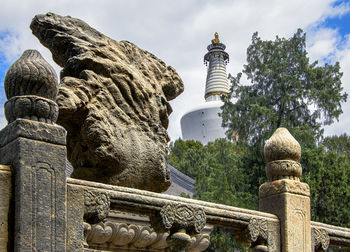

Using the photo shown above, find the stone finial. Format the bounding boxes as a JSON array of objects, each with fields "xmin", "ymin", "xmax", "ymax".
[
  {"xmin": 264, "ymin": 128, "xmax": 302, "ymax": 181},
  {"xmin": 3, "ymin": 49, "xmax": 59, "ymax": 124},
  {"xmin": 5, "ymin": 49, "xmax": 58, "ymax": 100},
  {"xmin": 264, "ymin": 128, "xmax": 301, "ymax": 163}
]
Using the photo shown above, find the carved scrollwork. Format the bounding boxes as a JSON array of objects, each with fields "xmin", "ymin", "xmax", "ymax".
[
  {"xmin": 84, "ymin": 221, "xmax": 210, "ymax": 251},
  {"xmin": 160, "ymin": 203, "xmax": 206, "ymax": 234},
  {"xmin": 248, "ymin": 217, "xmax": 268, "ymax": 242},
  {"xmin": 312, "ymin": 227, "xmax": 330, "ymax": 251},
  {"xmin": 84, "ymin": 189, "xmax": 110, "ymax": 224}
]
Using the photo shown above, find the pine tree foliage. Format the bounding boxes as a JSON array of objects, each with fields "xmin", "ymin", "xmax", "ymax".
[
  {"xmin": 168, "ymin": 138, "xmax": 256, "ymax": 209},
  {"xmin": 303, "ymin": 144, "xmax": 350, "ymax": 227},
  {"xmin": 221, "ymin": 29, "xmax": 347, "ymax": 147}
]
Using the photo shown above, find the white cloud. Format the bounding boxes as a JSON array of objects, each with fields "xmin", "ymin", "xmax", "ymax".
[
  {"xmin": 0, "ymin": 105, "xmax": 5, "ymax": 129},
  {"xmin": 324, "ymin": 34, "xmax": 350, "ymax": 136},
  {"xmin": 0, "ymin": 0, "xmax": 350, "ymax": 140},
  {"xmin": 324, "ymin": 0, "xmax": 350, "ymax": 18},
  {"xmin": 307, "ymin": 27, "xmax": 340, "ymax": 62}
]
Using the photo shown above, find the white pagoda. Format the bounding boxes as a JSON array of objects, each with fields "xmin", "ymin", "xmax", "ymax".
[{"xmin": 181, "ymin": 33, "xmax": 230, "ymax": 144}]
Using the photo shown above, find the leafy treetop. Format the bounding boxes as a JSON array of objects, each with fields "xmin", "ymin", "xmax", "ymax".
[{"xmin": 221, "ymin": 29, "xmax": 347, "ymax": 147}]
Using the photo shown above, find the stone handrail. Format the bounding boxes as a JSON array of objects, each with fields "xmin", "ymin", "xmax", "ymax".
[
  {"xmin": 67, "ymin": 178, "xmax": 281, "ymax": 251},
  {"xmin": 311, "ymin": 221, "xmax": 350, "ymax": 249}
]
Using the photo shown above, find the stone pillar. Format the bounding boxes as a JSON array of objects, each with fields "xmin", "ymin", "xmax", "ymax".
[
  {"xmin": 259, "ymin": 128, "xmax": 311, "ymax": 252},
  {"xmin": 0, "ymin": 50, "xmax": 66, "ymax": 251},
  {"xmin": 0, "ymin": 165, "xmax": 11, "ymax": 251}
]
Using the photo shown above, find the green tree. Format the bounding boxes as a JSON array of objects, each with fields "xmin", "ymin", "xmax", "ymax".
[
  {"xmin": 168, "ymin": 138, "xmax": 256, "ymax": 209},
  {"xmin": 302, "ymin": 144, "xmax": 350, "ymax": 227},
  {"xmin": 322, "ymin": 133, "xmax": 350, "ymax": 155},
  {"xmin": 168, "ymin": 139, "xmax": 205, "ymax": 179},
  {"xmin": 221, "ymin": 29, "xmax": 347, "ymax": 148}
]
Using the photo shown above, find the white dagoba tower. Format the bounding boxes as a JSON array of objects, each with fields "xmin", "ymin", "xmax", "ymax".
[{"xmin": 181, "ymin": 33, "xmax": 230, "ymax": 144}]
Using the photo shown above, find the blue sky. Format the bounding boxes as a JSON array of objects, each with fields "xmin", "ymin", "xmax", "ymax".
[
  {"xmin": 325, "ymin": 1, "xmax": 350, "ymax": 35},
  {"xmin": 1, "ymin": 0, "xmax": 350, "ymax": 141}
]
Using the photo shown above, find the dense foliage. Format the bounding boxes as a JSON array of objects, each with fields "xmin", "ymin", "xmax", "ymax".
[
  {"xmin": 168, "ymin": 139, "xmax": 256, "ymax": 209},
  {"xmin": 322, "ymin": 133, "xmax": 350, "ymax": 155},
  {"xmin": 221, "ymin": 29, "xmax": 347, "ymax": 147},
  {"xmin": 303, "ymin": 135, "xmax": 350, "ymax": 227}
]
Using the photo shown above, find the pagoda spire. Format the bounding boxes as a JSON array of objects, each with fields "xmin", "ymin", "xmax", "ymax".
[{"xmin": 204, "ymin": 32, "xmax": 229, "ymax": 101}]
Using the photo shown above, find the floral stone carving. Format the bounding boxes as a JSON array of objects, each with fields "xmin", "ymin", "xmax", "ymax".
[
  {"xmin": 160, "ymin": 203, "xmax": 206, "ymax": 234},
  {"xmin": 4, "ymin": 50, "xmax": 58, "ymax": 100},
  {"xmin": 264, "ymin": 128, "xmax": 301, "ymax": 163},
  {"xmin": 248, "ymin": 217, "xmax": 268, "ymax": 242},
  {"xmin": 150, "ymin": 203, "xmax": 207, "ymax": 251},
  {"xmin": 312, "ymin": 227, "xmax": 330, "ymax": 251}
]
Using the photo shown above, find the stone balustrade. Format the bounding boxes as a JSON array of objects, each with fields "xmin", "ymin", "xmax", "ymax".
[
  {"xmin": 0, "ymin": 24, "xmax": 350, "ymax": 251},
  {"xmin": 66, "ymin": 177, "xmax": 280, "ymax": 251}
]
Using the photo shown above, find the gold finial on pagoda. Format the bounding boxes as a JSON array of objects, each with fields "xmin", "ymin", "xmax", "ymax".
[{"xmin": 212, "ymin": 32, "xmax": 220, "ymax": 44}]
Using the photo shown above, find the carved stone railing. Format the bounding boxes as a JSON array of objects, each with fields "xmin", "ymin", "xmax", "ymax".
[
  {"xmin": 311, "ymin": 221, "xmax": 350, "ymax": 251},
  {"xmin": 67, "ymin": 178, "xmax": 280, "ymax": 251}
]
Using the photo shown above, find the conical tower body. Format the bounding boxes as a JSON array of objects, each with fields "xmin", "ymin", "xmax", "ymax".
[
  {"xmin": 204, "ymin": 33, "xmax": 230, "ymax": 101},
  {"xmin": 180, "ymin": 33, "xmax": 230, "ymax": 144}
]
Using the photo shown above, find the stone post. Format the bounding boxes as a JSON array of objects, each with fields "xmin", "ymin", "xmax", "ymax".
[
  {"xmin": 0, "ymin": 50, "xmax": 66, "ymax": 251},
  {"xmin": 259, "ymin": 128, "xmax": 311, "ymax": 251},
  {"xmin": 0, "ymin": 165, "xmax": 11, "ymax": 251}
]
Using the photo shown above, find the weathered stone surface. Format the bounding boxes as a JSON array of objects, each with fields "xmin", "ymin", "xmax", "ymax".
[
  {"xmin": 83, "ymin": 221, "xmax": 210, "ymax": 251},
  {"xmin": 4, "ymin": 49, "xmax": 58, "ymax": 100},
  {"xmin": 30, "ymin": 12, "xmax": 184, "ymax": 192},
  {"xmin": 260, "ymin": 192, "xmax": 311, "ymax": 251},
  {"xmin": 265, "ymin": 160, "xmax": 302, "ymax": 181},
  {"xmin": 4, "ymin": 49, "xmax": 59, "ymax": 124},
  {"xmin": 260, "ymin": 128, "xmax": 311, "ymax": 251},
  {"xmin": 68, "ymin": 178, "xmax": 282, "ymax": 251},
  {"xmin": 248, "ymin": 217, "xmax": 268, "ymax": 243},
  {"xmin": 0, "ymin": 165, "xmax": 11, "ymax": 252},
  {"xmin": 0, "ymin": 118, "xmax": 66, "ymax": 147},
  {"xmin": 0, "ymin": 121, "xmax": 67, "ymax": 251},
  {"xmin": 0, "ymin": 44, "xmax": 65, "ymax": 251},
  {"xmin": 159, "ymin": 203, "xmax": 206, "ymax": 234},
  {"xmin": 84, "ymin": 189, "xmax": 110, "ymax": 224},
  {"xmin": 264, "ymin": 128, "xmax": 303, "ymax": 181},
  {"xmin": 259, "ymin": 179, "xmax": 310, "ymax": 199},
  {"xmin": 67, "ymin": 184, "xmax": 85, "ymax": 251},
  {"xmin": 264, "ymin": 128, "xmax": 301, "ymax": 163},
  {"xmin": 311, "ymin": 221, "xmax": 350, "ymax": 249}
]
